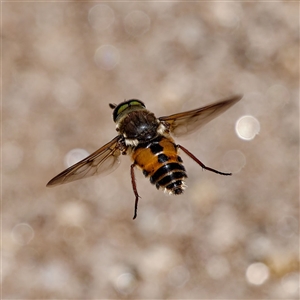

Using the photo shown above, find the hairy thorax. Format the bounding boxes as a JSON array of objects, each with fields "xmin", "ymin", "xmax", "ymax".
[{"xmin": 118, "ymin": 110, "xmax": 160, "ymax": 142}]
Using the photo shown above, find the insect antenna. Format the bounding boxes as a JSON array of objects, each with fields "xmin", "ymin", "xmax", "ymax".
[
  {"xmin": 178, "ymin": 144, "xmax": 232, "ymax": 176},
  {"xmin": 109, "ymin": 103, "xmax": 117, "ymax": 109}
]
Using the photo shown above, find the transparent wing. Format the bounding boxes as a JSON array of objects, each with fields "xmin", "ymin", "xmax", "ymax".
[
  {"xmin": 159, "ymin": 95, "xmax": 242, "ymax": 137},
  {"xmin": 47, "ymin": 135, "xmax": 123, "ymax": 187}
]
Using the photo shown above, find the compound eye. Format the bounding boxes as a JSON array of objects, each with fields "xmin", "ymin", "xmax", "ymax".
[
  {"xmin": 113, "ymin": 99, "xmax": 146, "ymax": 122},
  {"xmin": 128, "ymin": 100, "xmax": 145, "ymax": 108},
  {"xmin": 116, "ymin": 103, "xmax": 129, "ymax": 116}
]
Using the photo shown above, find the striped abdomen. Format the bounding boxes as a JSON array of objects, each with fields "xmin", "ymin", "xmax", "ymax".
[{"xmin": 132, "ymin": 135, "xmax": 187, "ymax": 195}]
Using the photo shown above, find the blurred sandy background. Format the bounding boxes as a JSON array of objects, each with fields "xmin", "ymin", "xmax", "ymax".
[{"xmin": 2, "ymin": 1, "xmax": 299, "ymax": 299}]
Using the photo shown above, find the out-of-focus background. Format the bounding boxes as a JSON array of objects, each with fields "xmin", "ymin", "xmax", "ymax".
[{"xmin": 3, "ymin": 1, "xmax": 298, "ymax": 299}]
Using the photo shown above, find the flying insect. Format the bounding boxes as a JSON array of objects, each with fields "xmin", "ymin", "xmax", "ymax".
[{"xmin": 47, "ymin": 95, "xmax": 242, "ymax": 219}]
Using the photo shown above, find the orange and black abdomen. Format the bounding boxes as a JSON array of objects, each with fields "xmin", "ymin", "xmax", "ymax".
[{"xmin": 132, "ymin": 135, "xmax": 187, "ymax": 195}]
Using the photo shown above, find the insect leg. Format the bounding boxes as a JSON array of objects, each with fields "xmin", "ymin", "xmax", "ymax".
[
  {"xmin": 130, "ymin": 163, "xmax": 141, "ymax": 219},
  {"xmin": 178, "ymin": 144, "xmax": 232, "ymax": 176}
]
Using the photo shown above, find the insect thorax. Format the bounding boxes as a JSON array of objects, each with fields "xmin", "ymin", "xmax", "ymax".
[{"xmin": 117, "ymin": 109, "xmax": 164, "ymax": 145}]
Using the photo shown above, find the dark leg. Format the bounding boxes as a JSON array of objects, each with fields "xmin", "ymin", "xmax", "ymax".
[
  {"xmin": 178, "ymin": 144, "xmax": 232, "ymax": 176},
  {"xmin": 130, "ymin": 163, "xmax": 141, "ymax": 219}
]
